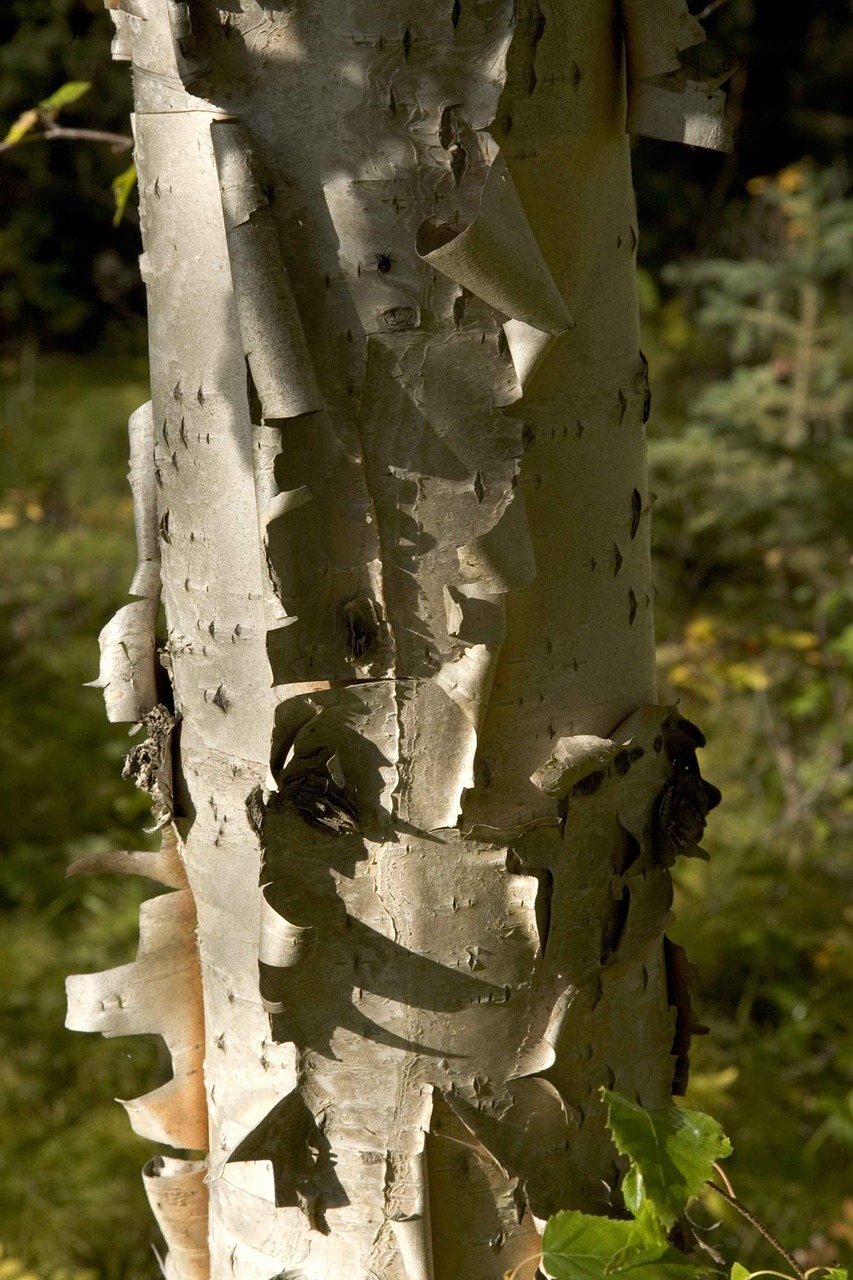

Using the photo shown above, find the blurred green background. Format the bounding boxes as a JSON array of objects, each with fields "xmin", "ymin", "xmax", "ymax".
[{"xmin": 0, "ymin": 1, "xmax": 851, "ymax": 1277}]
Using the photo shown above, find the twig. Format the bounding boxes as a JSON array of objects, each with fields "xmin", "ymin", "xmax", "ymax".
[
  {"xmin": 696, "ymin": 0, "xmax": 733, "ymax": 18},
  {"xmin": 706, "ymin": 1182, "xmax": 807, "ymax": 1280},
  {"xmin": 0, "ymin": 125, "xmax": 132, "ymax": 155}
]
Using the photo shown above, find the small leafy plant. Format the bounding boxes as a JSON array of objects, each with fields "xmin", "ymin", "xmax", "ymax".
[{"xmin": 507, "ymin": 1089, "xmax": 849, "ymax": 1280}]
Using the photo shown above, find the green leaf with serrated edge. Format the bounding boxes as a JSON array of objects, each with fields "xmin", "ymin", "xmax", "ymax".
[
  {"xmin": 541, "ymin": 1210, "xmax": 706, "ymax": 1280},
  {"xmin": 602, "ymin": 1089, "xmax": 732, "ymax": 1229},
  {"xmin": 822, "ymin": 1271, "xmax": 848, "ymax": 1280},
  {"xmin": 730, "ymin": 1265, "xmax": 750, "ymax": 1280},
  {"xmin": 112, "ymin": 163, "xmax": 137, "ymax": 227},
  {"xmin": 604, "ymin": 1203, "xmax": 668, "ymax": 1274},
  {"xmin": 38, "ymin": 81, "xmax": 91, "ymax": 114},
  {"xmin": 3, "ymin": 108, "xmax": 39, "ymax": 146}
]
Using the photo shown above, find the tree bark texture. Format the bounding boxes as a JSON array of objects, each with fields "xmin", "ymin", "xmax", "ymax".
[{"xmin": 67, "ymin": 2, "xmax": 728, "ymax": 1277}]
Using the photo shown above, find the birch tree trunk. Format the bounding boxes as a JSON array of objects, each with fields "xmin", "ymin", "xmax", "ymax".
[{"xmin": 67, "ymin": 3, "xmax": 729, "ymax": 1277}]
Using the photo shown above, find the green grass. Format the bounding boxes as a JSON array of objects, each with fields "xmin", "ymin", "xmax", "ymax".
[{"xmin": 0, "ymin": 352, "xmax": 162, "ymax": 1279}]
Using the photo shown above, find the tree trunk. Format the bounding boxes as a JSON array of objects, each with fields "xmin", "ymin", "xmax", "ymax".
[{"xmin": 67, "ymin": 2, "xmax": 728, "ymax": 1277}]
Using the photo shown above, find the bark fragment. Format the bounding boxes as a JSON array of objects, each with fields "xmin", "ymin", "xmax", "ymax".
[
  {"xmin": 143, "ymin": 1156, "xmax": 210, "ymax": 1280},
  {"xmin": 88, "ymin": 401, "xmax": 161, "ymax": 724},
  {"xmin": 65, "ymin": 828, "xmax": 207, "ymax": 1151},
  {"xmin": 622, "ymin": 0, "xmax": 734, "ymax": 151},
  {"xmin": 211, "ymin": 120, "xmax": 322, "ymax": 421}
]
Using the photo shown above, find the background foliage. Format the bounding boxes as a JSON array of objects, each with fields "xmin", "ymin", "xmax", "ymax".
[{"xmin": 0, "ymin": 1, "xmax": 851, "ymax": 1276}]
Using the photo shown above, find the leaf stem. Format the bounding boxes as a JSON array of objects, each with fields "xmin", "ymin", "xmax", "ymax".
[
  {"xmin": 504, "ymin": 1253, "xmax": 543, "ymax": 1280},
  {"xmin": 712, "ymin": 1160, "xmax": 736, "ymax": 1198},
  {"xmin": 706, "ymin": 1182, "xmax": 807, "ymax": 1280}
]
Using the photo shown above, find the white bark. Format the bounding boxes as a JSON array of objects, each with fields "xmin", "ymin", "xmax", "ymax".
[{"xmin": 69, "ymin": 2, "xmax": 727, "ymax": 1276}]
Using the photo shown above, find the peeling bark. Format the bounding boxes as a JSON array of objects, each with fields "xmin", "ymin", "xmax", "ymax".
[{"xmin": 69, "ymin": 2, "xmax": 728, "ymax": 1276}]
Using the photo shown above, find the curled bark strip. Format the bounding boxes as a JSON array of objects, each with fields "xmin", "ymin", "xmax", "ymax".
[
  {"xmin": 66, "ymin": 883, "xmax": 206, "ymax": 1149},
  {"xmin": 417, "ymin": 135, "xmax": 573, "ymax": 338},
  {"xmin": 88, "ymin": 401, "xmax": 161, "ymax": 724},
  {"xmin": 259, "ymin": 885, "xmax": 318, "ymax": 972},
  {"xmin": 211, "ymin": 119, "xmax": 323, "ymax": 421},
  {"xmin": 66, "ymin": 827, "xmax": 188, "ymax": 890},
  {"xmin": 251, "ymin": 411, "xmax": 388, "ymax": 685},
  {"xmin": 627, "ymin": 75, "xmax": 733, "ymax": 151},
  {"xmin": 621, "ymin": 0, "xmax": 705, "ymax": 80},
  {"xmin": 622, "ymin": 0, "xmax": 734, "ymax": 151},
  {"xmin": 106, "ymin": 0, "xmax": 209, "ymax": 86},
  {"xmin": 143, "ymin": 1156, "xmax": 210, "ymax": 1280},
  {"xmin": 90, "ymin": 595, "xmax": 161, "ymax": 723}
]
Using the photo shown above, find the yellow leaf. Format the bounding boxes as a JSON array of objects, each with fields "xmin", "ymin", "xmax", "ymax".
[
  {"xmin": 3, "ymin": 108, "xmax": 38, "ymax": 147},
  {"xmin": 668, "ymin": 663, "xmax": 694, "ymax": 687},
  {"xmin": 763, "ymin": 625, "xmax": 819, "ymax": 650},
  {"xmin": 684, "ymin": 615, "xmax": 717, "ymax": 647},
  {"xmin": 723, "ymin": 661, "xmax": 770, "ymax": 691},
  {"xmin": 776, "ymin": 163, "xmax": 805, "ymax": 193},
  {"xmin": 686, "ymin": 1066, "xmax": 739, "ymax": 1111},
  {"xmin": 746, "ymin": 175, "xmax": 770, "ymax": 196}
]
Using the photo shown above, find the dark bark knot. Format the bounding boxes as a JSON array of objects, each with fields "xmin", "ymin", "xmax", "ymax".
[
  {"xmin": 341, "ymin": 597, "xmax": 382, "ymax": 665},
  {"xmin": 378, "ymin": 305, "xmax": 419, "ymax": 331},
  {"xmin": 654, "ymin": 717, "xmax": 721, "ymax": 863},
  {"xmin": 272, "ymin": 749, "xmax": 360, "ymax": 837}
]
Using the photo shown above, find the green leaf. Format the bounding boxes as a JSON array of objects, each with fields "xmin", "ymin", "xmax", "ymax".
[
  {"xmin": 541, "ymin": 1210, "xmax": 706, "ymax": 1280},
  {"xmin": 604, "ymin": 1203, "xmax": 669, "ymax": 1273},
  {"xmin": 822, "ymin": 1271, "xmax": 848, "ymax": 1280},
  {"xmin": 602, "ymin": 1089, "xmax": 732, "ymax": 1230},
  {"xmin": 3, "ymin": 108, "xmax": 39, "ymax": 147},
  {"xmin": 111, "ymin": 163, "xmax": 137, "ymax": 227},
  {"xmin": 730, "ymin": 1265, "xmax": 750, "ymax": 1280},
  {"xmin": 38, "ymin": 81, "xmax": 91, "ymax": 114}
]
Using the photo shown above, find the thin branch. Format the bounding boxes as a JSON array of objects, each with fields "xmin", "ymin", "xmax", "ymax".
[
  {"xmin": 0, "ymin": 125, "xmax": 132, "ymax": 155},
  {"xmin": 706, "ymin": 1182, "xmax": 807, "ymax": 1280},
  {"xmin": 696, "ymin": 0, "xmax": 733, "ymax": 18}
]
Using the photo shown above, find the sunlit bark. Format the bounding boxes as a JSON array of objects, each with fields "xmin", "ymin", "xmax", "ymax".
[{"xmin": 68, "ymin": 2, "xmax": 727, "ymax": 1276}]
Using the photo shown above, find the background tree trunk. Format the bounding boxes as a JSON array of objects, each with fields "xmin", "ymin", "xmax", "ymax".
[{"xmin": 67, "ymin": 2, "xmax": 728, "ymax": 1276}]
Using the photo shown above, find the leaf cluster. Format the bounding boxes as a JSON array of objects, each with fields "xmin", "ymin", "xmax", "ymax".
[{"xmin": 540, "ymin": 1090, "xmax": 731, "ymax": 1280}]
